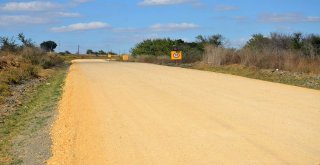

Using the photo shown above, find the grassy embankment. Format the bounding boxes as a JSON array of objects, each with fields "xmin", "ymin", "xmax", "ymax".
[
  {"xmin": 130, "ymin": 53, "xmax": 320, "ymax": 90},
  {"xmin": 0, "ymin": 66, "xmax": 67, "ymax": 164},
  {"xmin": 193, "ymin": 63, "xmax": 320, "ymax": 90},
  {"xmin": 130, "ymin": 33, "xmax": 320, "ymax": 90}
]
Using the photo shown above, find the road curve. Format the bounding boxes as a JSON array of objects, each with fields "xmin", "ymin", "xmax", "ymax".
[{"xmin": 47, "ymin": 59, "xmax": 320, "ymax": 165}]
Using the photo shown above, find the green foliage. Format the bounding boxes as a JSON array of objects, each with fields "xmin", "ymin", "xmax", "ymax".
[
  {"xmin": 18, "ymin": 33, "xmax": 34, "ymax": 48},
  {"xmin": 3, "ymin": 64, "xmax": 39, "ymax": 84},
  {"xmin": 40, "ymin": 41, "xmax": 57, "ymax": 52},
  {"xmin": 86, "ymin": 49, "xmax": 94, "ymax": 54},
  {"xmin": 0, "ymin": 83, "xmax": 10, "ymax": 96},
  {"xmin": 0, "ymin": 67, "xmax": 67, "ymax": 164},
  {"xmin": 21, "ymin": 47, "xmax": 45, "ymax": 65},
  {"xmin": 59, "ymin": 50, "xmax": 71, "ymax": 55},
  {"xmin": 107, "ymin": 51, "xmax": 117, "ymax": 55},
  {"xmin": 131, "ymin": 38, "xmax": 204, "ymax": 63},
  {"xmin": 291, "ymin": 32, "xmax": 303, "ymax": 50},
  {"xmin": 196, "ymin": 34, "xmax": 225, "ymax": 47},
  {"xmin": 131, "ymin": 38, "xmax": 175, "ymax": 57},
  {"xmin": 244, "ymin": 34, "xmax": 270, "ymax": 50},
  {"xmin": 244, "ymin": 32, "xmax": 320, "ymax": 56},
  {"xmin": 40, "ymin": 54, "xmax": 64, "ymax": 69},
  {"xmin": 86, "ymin": 49, "xmax": 108, "ymax": 55},
  {"xmin": 305, "ymin": 34, "xmax": 320, "ymax": 56},
  {"xmin": 0, "ymin": 37, "xmax": 18, "ymax": 52},
  {"xmin": 98, "ymin": 50, "xmax": 106, "ymax": 54}
]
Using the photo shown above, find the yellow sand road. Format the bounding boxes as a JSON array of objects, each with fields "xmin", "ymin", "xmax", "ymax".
[{"xmin": 47, "ymin": 59, "xmax": 320, "ymax": 165}]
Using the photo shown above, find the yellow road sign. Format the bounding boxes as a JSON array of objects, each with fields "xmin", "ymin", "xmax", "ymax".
[
  {"xmin": 171, "ymin": 51, "xmax": 182, "ymax": 60},
  {"xmin": 122, "ymin": 55, "xmax": 129, "ymax": 61}
]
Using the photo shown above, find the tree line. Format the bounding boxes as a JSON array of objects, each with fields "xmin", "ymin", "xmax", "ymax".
[
  {"xmin": 130, "ymin": 32, "xmax": 320, "ymax": 63},
  {"xmin": 86, "ymin": 49, "xmax": 117, "ymax": 55},
  {"xmin": 0, "ymin": 33, "xmax": 59, "ymax": 53}
]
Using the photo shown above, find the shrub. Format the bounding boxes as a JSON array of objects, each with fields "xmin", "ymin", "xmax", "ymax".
[
  {"xmin": 21, "ymin": 47, "xmax": 45, "ymax": 65},
  {"xmin": 40, "ymin": 54, "xmax": 64, "ymax": 69},
  {"xmin": 3, "ymin": 63, "xmax": 39, "ymax": 84},
  {"xmin": 203, "ymin": 45, "xmax": 320, "ymax": 74}
]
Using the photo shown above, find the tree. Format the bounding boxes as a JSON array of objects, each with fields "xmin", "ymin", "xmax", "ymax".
[
  {"xmin": 196, "ymin": 34, "xmax": 225, "ymax": 47},
  {"xmin": 40, "ymin": 41, "xmax": 57, "ymax": 52},
  {"xmin": 65, "ymin": 50, "xmax": 71, "ymax": 54},
  {"xmin": 309, "ymin": 35, "xmax": 320, "ymax": 55},
  {"xmin": 18, "ymin": 33, "xmax": 34, "ymax": 48},
  {"xmin": 98, "ymin": 50, "xmax": 106, "ymax": 55},
  {"xmin": 244, "ymin": 34, "xmax": 270, "ymax": 50},
  {"xmin": 196, "ymin": 35, "xmax": 206, "ymax": 43},
  {"xmin": 208, "ymin": 34, "xmax": 224, "ymax": 47},
  {"xmin": 303, "ymin": 34, "xmax": 320, "ymax": 56},
  {"xmin": 0, "ymin": 36, "xmax": 17, "ymax": 52},
  {"xmin": 291, "ymin": 32, "xmax": 303, "ymax": 50},
  {"xmin": 86, "ymin": 49, "xmax": 94, "ymax": 54},
  {"xmin": 58, "ymin": 50, "xmax": 72, "ymax": 55},
  {"xmin": 107, "ymin": 51, "xmax": 117, "ymax": 55},
  {"xmin": 270, "ymin": 32, "xmax": 291, "ymax": 50}
]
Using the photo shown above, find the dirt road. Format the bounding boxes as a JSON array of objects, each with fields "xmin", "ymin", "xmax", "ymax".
[{"xmin": 47, "ymin": 59, "xmax": 320, "ymax": 165}]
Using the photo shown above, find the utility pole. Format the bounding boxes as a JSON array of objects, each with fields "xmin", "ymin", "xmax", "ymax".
[{"xmin": 77, "ymin": 45, "xmax": 80, "ymax": 55}]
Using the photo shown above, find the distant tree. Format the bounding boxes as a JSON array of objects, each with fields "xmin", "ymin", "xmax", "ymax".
[
  {"xmin": 244, "ymin": 34, "xmax": 270, "ymax": 50},
  {"xmin": 106, "ymin": 51, "xmax": 117, "ymax": 55},
  {"xmin": 131, "ymin": 38, "xmax": 204, "ymax": 63},
  {"xmin": 0, "ymin": 36, "xmax": 18, "ymax": 52},
  {"xmin": 98, "ymin": 50, "xmax": 106, "ymax": 55},
  {"xmin": 131, "ymin": 38, "xmax": 175, "ymax": 57},
  {"xmin": 18, "ymin": 33, "xmax": 34, "ymax": 48},
  {"xmin": 196, "ymin": 34, "xmax": 225, "ymax": 47},
  {"xmin": 40, "ymin": 41, "xmax": 57, "ymax": 52},
  {"xmin": 86, "ymin": 49, "xmax": 94, "ymax": 54},
  {"xmin": 270, "ymin": 32, "xmax": 291, "ymax": 50},
  {"xmin": 309, "ymin": 35, "xmax": 320, "ymax": 56},
  {"xmin": 303, "ymin": 34, "xmax": 320, "ymax": 57},
  {"xmin": 291, "ymin": 32, "xmax": 303, "ymax": 50},
  {"xmin": 196, "ymin": 35, "xmax": 206, "ymax": 43},
  {"xmin": 65, "ymin": 50, "xmax": 71, "ymax": 54},
  {"xmin": 59, "ymin": 50, "xmax": 72, "ymax": 55},
  {"xmin": 208, "ymin": 34, "xmax": 224, "ymax": 47}
]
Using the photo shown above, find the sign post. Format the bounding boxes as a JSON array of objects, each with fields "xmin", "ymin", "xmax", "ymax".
[
  {"xmin": 171, "ymin": 46, "xmax": 182, "ymax": 65},
  {"xmin": 122, "ymin": 54, "xmax": 129, "ymax": 61},
  {"xmin": 171, "ymin": 51, "xmax": 182, "ymax": 61}
]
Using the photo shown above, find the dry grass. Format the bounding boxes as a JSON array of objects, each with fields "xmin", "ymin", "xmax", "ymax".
[
  {"xmin": 130, "ymin": 55, "xmax": 171, "ymax": 64},
  {"xmin": 203, "ymin": 45, "xmax": 320, "ymax": 74},
  {"xmin": 0, "ymin": 49, "xmax": 64, "ymax": 103}
]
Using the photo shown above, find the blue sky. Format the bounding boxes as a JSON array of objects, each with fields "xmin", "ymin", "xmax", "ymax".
[{"xmin": 0, "ymin": 0, "xmax": 319, "ymax": 54}]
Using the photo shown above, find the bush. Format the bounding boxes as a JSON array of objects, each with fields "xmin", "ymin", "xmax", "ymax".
[
  {"xmin": 203, "ymin": 45, "xmax": 320, "ymax": 74},
  {"xmin": 4, "ymin": 64, "xmax": 39, "ymax": 84},
  {"xmin": 203, "ymin": 45, "xmax": 239, "ymax": 65},
  {"xmin": 40, "ymin": 54, "xmax": 64, "ymax": 69},
  {"xmin": 131, "ymin": 38, "xmax": 204, "ymax": 63},
  {"xmin": 21, "ymin": 47, "xmax": 45, "ymax": 65},
  {"xmin": 0, "ymin": 83, "xmax": 9, "ymax": 95}
]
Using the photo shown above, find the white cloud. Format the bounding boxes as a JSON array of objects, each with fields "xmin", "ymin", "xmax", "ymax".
[
  {"xmin": 138, "ymin": 0, "xmax": 196, "ymax": 6},
  {"xmin": 51, "ymin": 22, "xmax": 110, "ymax": 32},
  {"xmin": 259, "ymin": 13, "xmax": 320, "ymax": 23},
  {"xmin": 113, "ymin": 28, "xmax": 141, "ymax": 33},
  {"xmin": 0, "ymin": 1, "xmax": 60, "ymax": 12},
  {"xmin": 150, "ymin": 23, "xmax": 199, "ymax": 31},
  {"xmin": 55, "ymin": 12, "xmax": 81, "ymax": 17},
  {"xmin": 306, "ymin": 16, "xmax": 320, "ymax": 22},
  {"xmin": 214, "ymin": 5, "xmax": 239, "ymax": 11},
  {"xmin": 0, "ymin": 15, "xmax": 49, "ymax": 26}
]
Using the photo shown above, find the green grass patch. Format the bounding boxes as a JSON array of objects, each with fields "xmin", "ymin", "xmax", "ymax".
[
  {"xmin": 195, "ymin": 64, "xmax": 320, "ymax": 90},
  {"xmin": 0, "ymin": 66, "xmax": 68, "ymax": 165}
]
